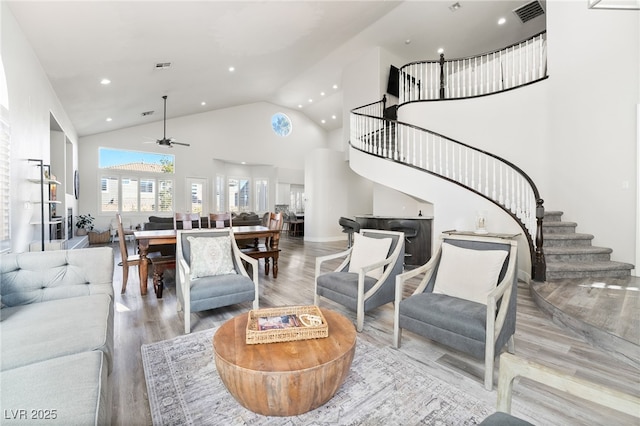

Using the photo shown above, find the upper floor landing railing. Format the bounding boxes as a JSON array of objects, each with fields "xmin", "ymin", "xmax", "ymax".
[{"xmin": 399, "ymin": 31, "xmax": 547, "ymax": 103}]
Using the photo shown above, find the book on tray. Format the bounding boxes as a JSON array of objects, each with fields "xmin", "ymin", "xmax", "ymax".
[{"xmin": 258, "ymin": 314, "xmax": 301, "ymax": 330}]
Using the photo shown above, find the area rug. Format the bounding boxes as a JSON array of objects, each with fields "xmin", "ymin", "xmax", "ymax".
[{"xmin": 142, "ymin": 328, "xmax": 493, "ymax": 425}]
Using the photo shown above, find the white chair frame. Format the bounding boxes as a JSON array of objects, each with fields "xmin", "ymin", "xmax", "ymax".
[{"xmin": 176, "ymin": 228, "xmax": 259, "ymax": 334}]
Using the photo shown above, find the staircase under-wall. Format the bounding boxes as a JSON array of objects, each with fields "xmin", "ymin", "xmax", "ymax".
[{"xmin": 543, "ymin": 210, "xmax": 634, "ymax": 280}]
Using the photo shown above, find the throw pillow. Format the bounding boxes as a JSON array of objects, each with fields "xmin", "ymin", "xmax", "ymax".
[
  {"xmin": 348, "ymin": 233, "xmax": 393, "ymax": 279},
  {"xmin": 433, "ymin": 242, "xmax": 508, "ymax": 305},
  {"xmin": 187, "ymin": 236, "xmax": 237, "ymax": 279}
]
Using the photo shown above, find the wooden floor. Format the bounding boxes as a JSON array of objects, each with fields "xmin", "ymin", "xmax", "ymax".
[{"xmin": 107, "ymin": 237, "xmax": 640, "ymax": 425}]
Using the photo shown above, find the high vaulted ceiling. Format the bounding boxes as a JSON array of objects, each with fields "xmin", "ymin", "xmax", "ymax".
[{"xmin": 7, "ymin": 0, "xmax": 546, "ymax": 137}]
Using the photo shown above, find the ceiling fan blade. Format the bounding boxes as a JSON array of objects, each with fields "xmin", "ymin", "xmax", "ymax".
[{"xmin": 171, "ymin": 141, "xmax": 191, "ymax": 147}]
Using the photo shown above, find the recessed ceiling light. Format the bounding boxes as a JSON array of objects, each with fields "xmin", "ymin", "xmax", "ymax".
[
  {"xmin": 308, "ymin": 98, "xmax": 313, "ymax": 103},
  {"xmin": 320, "ymin": 92, "xmax": 325, "ymax": 96},
  {"xmin": 321, "ymin": 119, "xmax": 326, "ymax": 124},
  {"xmin": 437, "ymin": 47, "xmax": 445, "ymax": 54},
  {"xmin": 100, "ymin": 78, "xmax": 111, "ymax": 85},
  {"xmin": 498, "ymin": 17, "xmax": 506, "ymax": 25},
  {"xmin": 332, "ymin": 84, "xmax": 338, "ymax": 90},
  {"xmin": 201, "ymin": 101, "xmax": 206, "ymax": 106},
  {"xmin": 298, "ymin": 104, "xmax": 303, "ymax": 108},
  {"xmin": 449, "ymin": 2, "xmax": 461, "ymax": 12},
  {"xmin": 228, "ymin": 66, "xmax": 235, "ymax": 72},
  {"xmin": 241, "ymin": 161, "xmax": 246, "ymax": 165},
  {"xmin": 331, "ymin": 115, "xmax": 337, "ymax": 120},
  {"xmin": 106, "ymin": 117, "xmax": 112, "ymax": 122},
  {"xmin": 405, "ymin": 39, "xmax": 411, "ymax": 45}
]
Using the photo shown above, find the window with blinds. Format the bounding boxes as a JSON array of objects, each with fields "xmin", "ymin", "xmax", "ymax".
[{"xmin": 0, "ymin": 104, "xmax": 10, "ymax": 251}]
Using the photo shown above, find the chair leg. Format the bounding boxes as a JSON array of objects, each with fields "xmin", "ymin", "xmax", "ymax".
[
  {"xmin": 264, "ymin": 258, "xmax": 270, "ymax": 276},
  {"xmin": 485, "ymin": 356, "xmax": 494, "ymax": 391},
  {"xmin": 184, "ymin": 306, "xmax": 191, "ymax": 334},
  {"xmin": 121, "ymin": 265, "xmax": 129, "ymax": 294},
  {"xmin": 393, "ymin": 327, "xmax": 402, "ymax": 349},
  {"xmin": 356, "ymin": 310, "xmax": 364, "ymax": 332}
]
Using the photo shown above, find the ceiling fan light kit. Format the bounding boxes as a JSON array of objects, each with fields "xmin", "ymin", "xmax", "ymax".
[{"xmin": 156, "ymin": 95, "xmax": 190, "ymax": 148}]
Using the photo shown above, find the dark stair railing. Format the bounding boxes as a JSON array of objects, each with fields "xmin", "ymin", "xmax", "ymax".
[{"xmin": 350, "ymin": 97, "xmax": 546, "ymax": 281}]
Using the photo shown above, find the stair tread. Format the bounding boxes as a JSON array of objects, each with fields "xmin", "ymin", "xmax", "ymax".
[
  {"xmin": 547, "ymin": 260, "xmax": 634, "ymax": 272},
  {"xmin": 544, "ymin": 233, "xmax": 594, "ymax": 240},
  {"xmin": 544, "ymin": 246, "xmax": 612, "ymax": 254},
  {"xmin": 543, "ymin": 221, "xmax": 577, "ymax": 227}
]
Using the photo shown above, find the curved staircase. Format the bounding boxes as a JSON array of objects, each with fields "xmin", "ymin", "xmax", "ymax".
[{"xmin": 544, "ymin": 211, "xmax": 634, "ymax": 280}]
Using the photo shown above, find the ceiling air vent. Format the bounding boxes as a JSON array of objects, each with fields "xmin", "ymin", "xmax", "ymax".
[
  {"xmin": 513, "ymin": 0, "xmax": 545, "ymax": 24},
  {"xmin": 154, "ymin": 62, "xmax": 172, "ymax": 70},
  {"xmin": 141, "ymin": 110, "xmax": 154, "ymax": 117}
]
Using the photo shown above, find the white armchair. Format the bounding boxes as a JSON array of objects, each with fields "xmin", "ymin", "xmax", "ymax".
[
  {"xmin": 314, "ymin": 229, "xmax": 405, "ymax": 332},
  {"xmin": 176, "ymin": 228, "xmax": 259, "ymax": 334}
]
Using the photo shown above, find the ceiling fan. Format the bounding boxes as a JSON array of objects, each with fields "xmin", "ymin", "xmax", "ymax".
[{"xmin": 154, "ymin": 95, "xmax": 190, "ymax": 148}]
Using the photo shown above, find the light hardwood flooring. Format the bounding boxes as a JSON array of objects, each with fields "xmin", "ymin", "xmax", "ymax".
[{"xmin": 106, "ymin": 237, "xmax": 639, "ymax": 425}]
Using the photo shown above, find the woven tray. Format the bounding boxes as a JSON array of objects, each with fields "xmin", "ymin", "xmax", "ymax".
[{"xmin": 246, "ymin": 305, "xmax": 328, "ymax": 345}]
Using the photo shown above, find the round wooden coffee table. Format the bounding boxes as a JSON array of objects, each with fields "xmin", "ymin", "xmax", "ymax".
[{"xmin": 212, "ymin": 308, "xmax": 356, "ymax": 416}]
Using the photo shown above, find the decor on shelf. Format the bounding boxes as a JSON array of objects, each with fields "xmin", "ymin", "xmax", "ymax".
[
  {"xmin": 75, "ymin": 213, "xmax": 95, "ymax": 235},
  {"xmin": 474, "ymin": 210, "xmax": 488, "ymax": 234}
]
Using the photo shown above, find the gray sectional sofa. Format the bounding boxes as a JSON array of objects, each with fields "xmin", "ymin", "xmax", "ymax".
[{"xmin": 0, "ymin": 247, "xmax": 114, "ymax": 425}]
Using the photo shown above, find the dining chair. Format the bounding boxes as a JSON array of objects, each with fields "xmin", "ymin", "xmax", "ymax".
[
  {"xmin": 174, "ymin": 212, "xmax": 202, "ymax": 230},
  {"xmin": 209, "ymin": 212, "xmax": 232, "ymax": 229},
  {"xmin": 116, "ymin": 213, "xmax": 160, "ymax": 294},
  {"xmin": 394, "ymin": 233, "xmax": 518, "ymax": 390},
  {"xmin": 176, "ymin": 228, "xmax": 259, "ymax": 333},
  {"xmin": 314, "ymin": 229, "xmax": 405, "ymax": 332}
]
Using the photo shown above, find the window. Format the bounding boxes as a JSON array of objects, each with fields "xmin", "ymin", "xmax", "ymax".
[
  {"xmin": 228, "ymin": 178, "xmax": 250, "ymax": 213},
  {"xmin": 290, "ymin": 184, "xmax": 305, "ymax": 214},
  {"xmin": 99, "ymin": 148, "xmax": 174, "ymax": 213},
  {"xmin": 100, "ymin": 176, "xmax": 173, "ymax": 213},
  {"xmin": 255, "ymin": 179, "xmax": 268, "ymax": 212},
  {"xmin": 0, "ymin": 104, "xmax": 10, "ymax": 250},
  {"xmin": 215, "ymin": 175, "xmax": 225, "ymax": 212},
  {"xmin": 271, "ymin": 113, "xmax": 292, "ymax": 137}
]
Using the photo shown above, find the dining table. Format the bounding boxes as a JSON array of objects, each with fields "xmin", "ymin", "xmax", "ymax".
[{"xmin": 134, "ymin": 226, "xmax": 280, "ymax": 297}]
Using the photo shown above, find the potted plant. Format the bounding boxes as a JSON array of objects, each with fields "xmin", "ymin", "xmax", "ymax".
[{"xmin": 75, "ymin": 213, "xmax": 95, "ymax": 236}]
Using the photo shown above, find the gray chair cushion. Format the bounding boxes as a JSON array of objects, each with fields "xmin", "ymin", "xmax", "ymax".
[
  {"xmin": 316, "ymin": 272, "xmax": 378, "ymax": 311},
  {"xmin": 479, "ymin": 412, "xmax": 535, "ymax": 426},
  {"xmin": 399, "ymin": 293, "xmax": 487, "ymax": 341},
  {"xmin": 189, "ymin": 274, "xmax": 256, "ymax": 313}
]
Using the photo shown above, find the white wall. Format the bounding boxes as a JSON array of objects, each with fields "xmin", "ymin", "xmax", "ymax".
[
  {"xmin": 544, "ymin": 1, "xmax": 638, "ymax": 266},
  {"xmin": 79, "ymin": 101, "xmax": 327, "ymax": 230},
  {"xmin": 351, "ymin": 147, "xmax": 532, "ymax": 281},
  {"xmin": 2, "ymin": 3, "xmax": 79, "ymax": 253},
  {"xmin": 393, "ymin": 3, "xmax": 638, "ymax": 267},
  {"xmin": 303, "ymin": 148, "xmax": 373, "ymax": 242},
  {"xmin": 372, "ymin": 184, "xmax": 433, "ymax": 218}
]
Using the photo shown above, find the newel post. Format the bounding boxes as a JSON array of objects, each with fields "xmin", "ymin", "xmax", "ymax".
[
  {"xmin": 439, "ymin": 53, "xmax": 446, "ymax": 99},
  {"xmin": 533, "ymin": 198, "xmax": 546, "ymax": 282}
]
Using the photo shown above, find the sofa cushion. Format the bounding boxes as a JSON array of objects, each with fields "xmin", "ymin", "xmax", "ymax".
[
  {"xmin": 0, "ymin": 247, "xmax": 114, "ymax": 307},
  {"xmin": 0, "ymin": 351, "xmax": 110, "ymax": 425},
  {"xmin": 0, "ymin": 294, "xmax": 113, "ymax": 373}
]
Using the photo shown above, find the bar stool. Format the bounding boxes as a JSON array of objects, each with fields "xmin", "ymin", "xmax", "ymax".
[
  {"xmin": 388, "ymin": 220, "xmax": 419, "ymax": 262},
  {"xmin": 339, "ymin": 217, "xmax": 360, "ymax": 248}
]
